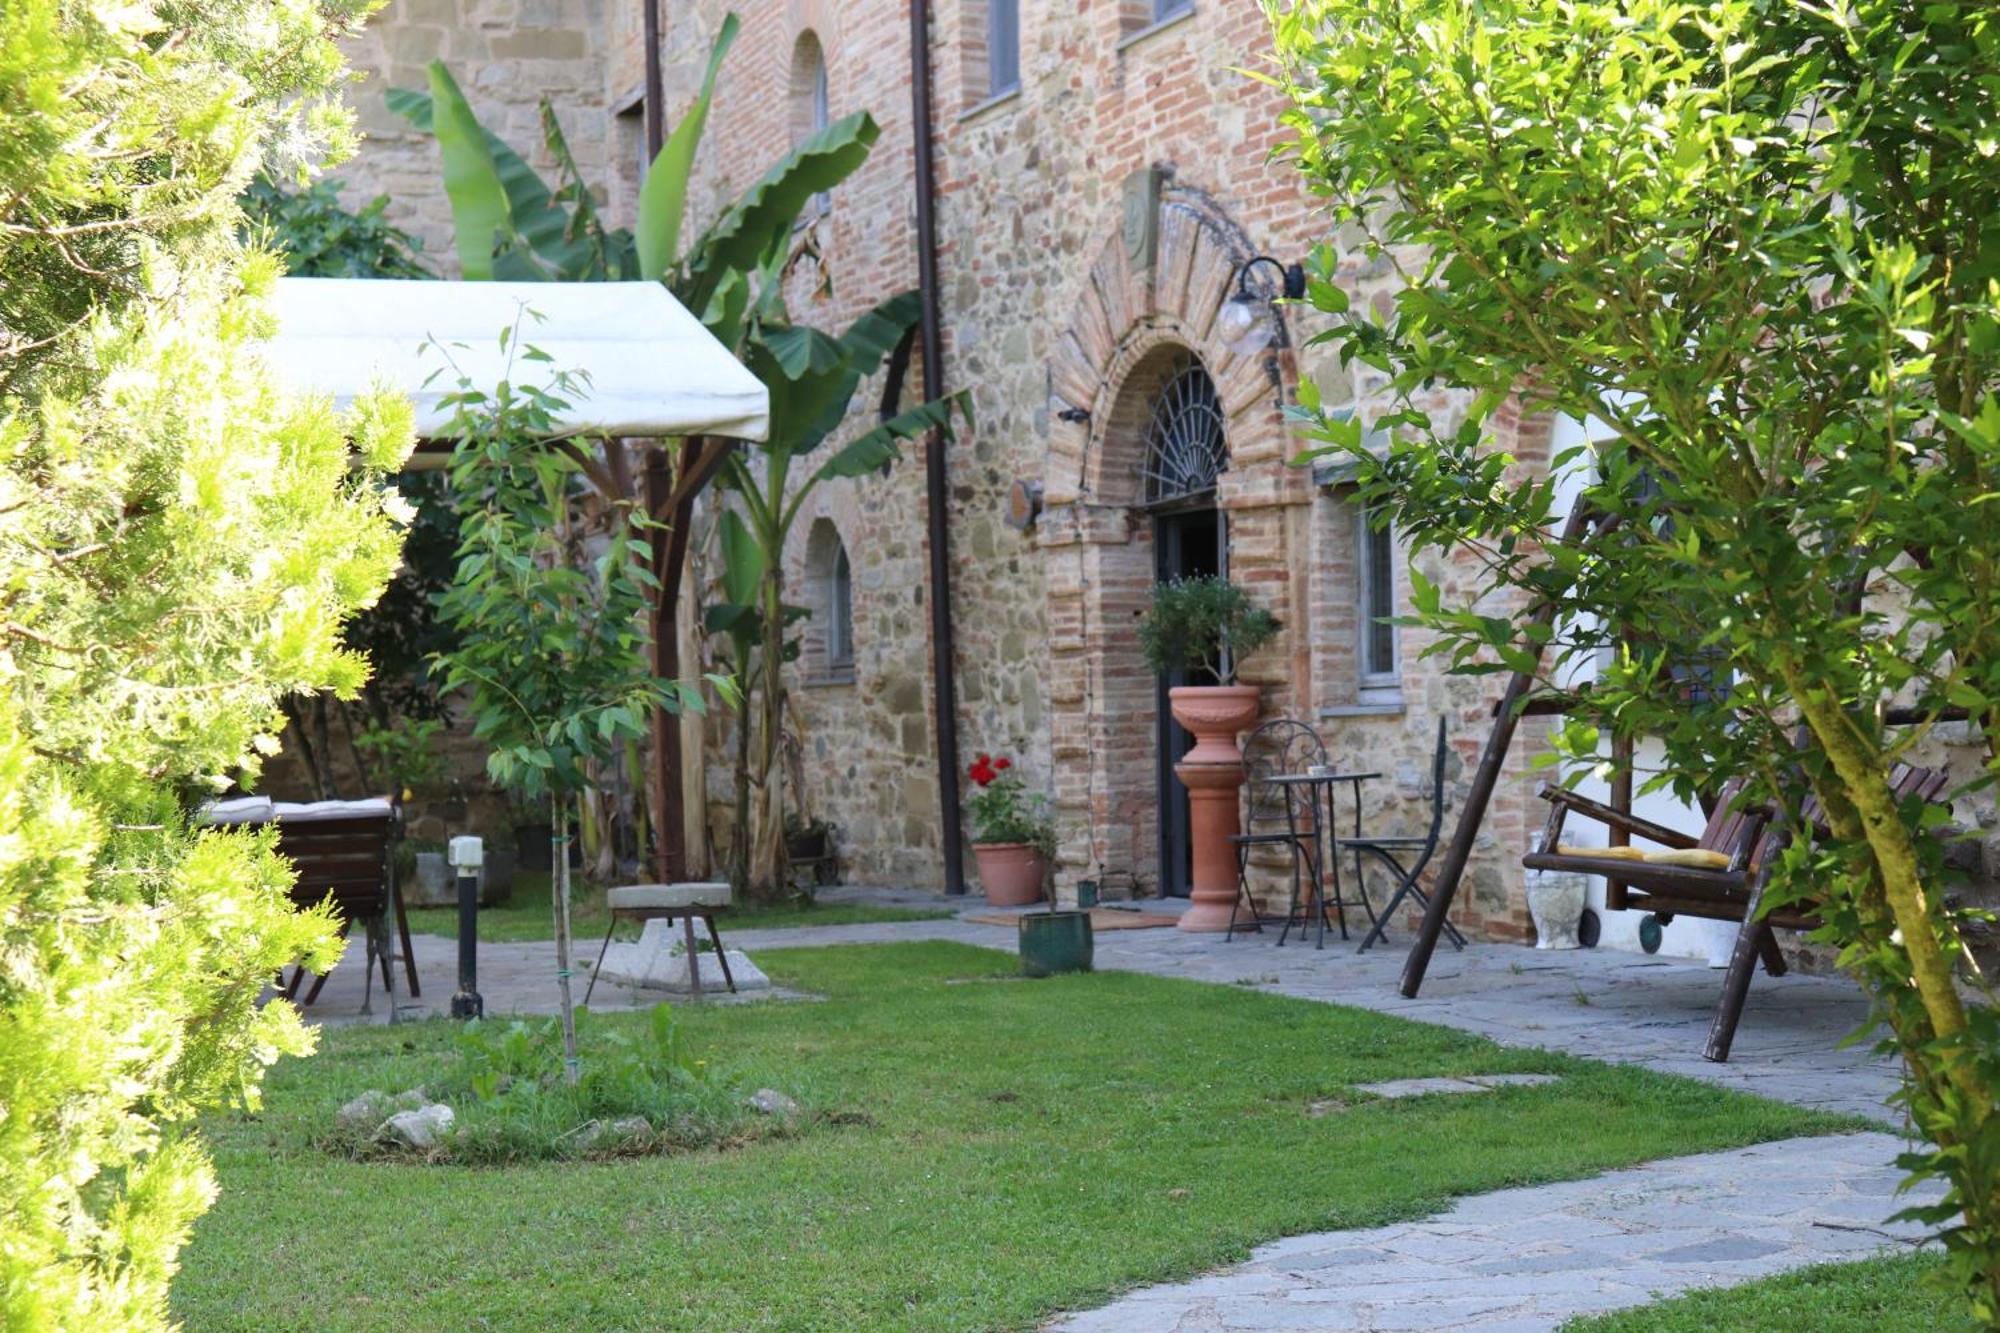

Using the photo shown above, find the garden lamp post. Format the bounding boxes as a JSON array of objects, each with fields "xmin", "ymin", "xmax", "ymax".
[{"xmin": 448, "ymin": 834, "xmax": 484, "ymax": 1019}]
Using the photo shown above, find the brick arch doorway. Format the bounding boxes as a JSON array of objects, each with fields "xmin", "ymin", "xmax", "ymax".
[
  {"xmin": 1038, "ymin": 194, "xmax": 1298, "ymax": 903},
  {"xmin": 1138, "ymin": 351, "xmax": 1230, "ymax": 896}
]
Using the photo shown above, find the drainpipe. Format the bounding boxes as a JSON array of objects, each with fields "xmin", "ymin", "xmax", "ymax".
[
  {"xmin": 642, "ymin": 0, "xmax": 663, "ymax": 156},
  {"xmin": 908, "ymin": 0, "xmax": 966, "ymax": 894}
]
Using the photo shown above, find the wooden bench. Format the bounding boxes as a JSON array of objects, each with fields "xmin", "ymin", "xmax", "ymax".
[
  {"xmin": 1524, "ymin": 765, "xmax": 1949, "ymax": 1061},
  {"xmin": 206, "ymin": 796, "xmax": 418, "ymax": 1011}
]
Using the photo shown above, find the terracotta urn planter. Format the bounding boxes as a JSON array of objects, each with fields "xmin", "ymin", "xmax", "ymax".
[
  {"xmin": 974, "ymin": 842, "xmax": 1047, "ymax": 907},
  {"xmin": 1169, "ymin": 684, "xmax": 1262, "ymax": 932}
]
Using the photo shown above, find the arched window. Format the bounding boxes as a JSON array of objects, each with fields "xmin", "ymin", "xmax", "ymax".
[
  {"xmin": 1141, "ymin": 355, "xmax": 1227, "ymax": 506},
  {"xmin": 805, "ymin": 519, "xmax": 854, "ymax": 680},
  {"xmin": 791, "ymin": 33, "xmax": 832, "ymax": 217},
  {"xmin": 988, "ymin": 0, "xmax": 1020, "ymax": 97},
  {"xmin": 828, "ymin": 544, "xmax": 853, "ymax": 670},
  {"xmin": 1357, "ymin": 503, "xmax": 1398, "ymax": 692}
]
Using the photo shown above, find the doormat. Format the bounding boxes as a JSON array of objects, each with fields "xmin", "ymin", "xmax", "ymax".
[{"xmin": 963, "ymin": 908, "xmax": 1179, "ymax": 931}]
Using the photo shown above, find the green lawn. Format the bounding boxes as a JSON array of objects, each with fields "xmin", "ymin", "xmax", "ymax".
[
  {"xmin": 176, "ymin": 942, "xmax": 1865, "ymax": 1332},
  {"xmin": 1565, "ymin": 1250, "xmax": 1973, "ymax": 1332},
  {"xmin": 403, "ymin": 870, "xmax": 954, "ymax": 942}
]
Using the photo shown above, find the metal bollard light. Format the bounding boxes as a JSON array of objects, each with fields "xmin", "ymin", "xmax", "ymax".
[{"xmin": 447, "ymin": 835, "xmax": 484, "ymax": 1019}]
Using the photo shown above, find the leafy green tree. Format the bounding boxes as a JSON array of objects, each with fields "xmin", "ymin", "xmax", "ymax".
[
  {"xmin": 719, "ymin": 292, "xmax": 968, "ymax": 896},
  {"xmin": 1270, "ymin": 0, "xmax": 2000, "ymax": 1317},
  {"xmin": 431, "ymin": 321, "xmax": 706, "ymax": 1077},
  {"xmin": 0, "ymin": 0, "xmax": 409, "ymax": 1323}
]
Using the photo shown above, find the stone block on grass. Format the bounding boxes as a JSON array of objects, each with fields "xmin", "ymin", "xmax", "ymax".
[{"xmin": 593, "ymin": 918, "xmax": 771, "ymax": 993}]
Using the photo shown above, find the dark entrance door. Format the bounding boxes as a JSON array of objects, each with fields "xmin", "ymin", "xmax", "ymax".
[{"xmin": 1153, "ymin": 503, "xmax": 1224, "ymax": 897}]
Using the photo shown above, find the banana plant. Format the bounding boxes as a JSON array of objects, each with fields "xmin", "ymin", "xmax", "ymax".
[
  {"xmin": 385, "ymin": 65, "xmax": 637, "ymax": 281},
  {"xmin": 386, "ymin": 13, "xmax": 877, "ymax": 328},
  {"xmin": 704, "ymin": 508, "xmax": 814, "ymax": 886},
  {"xmin": 719, "ymin": 290, "xmax": 971, "ymax": 896},
  {"xmin": 390, "ymin": 14, "xmax": 926, "ymax": 894}
]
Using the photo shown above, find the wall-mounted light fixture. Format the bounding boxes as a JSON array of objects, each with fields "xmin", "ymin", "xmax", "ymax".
[{"xmin": 1215, "ymin": 255, "xmax": 1307, "ymax": 357}]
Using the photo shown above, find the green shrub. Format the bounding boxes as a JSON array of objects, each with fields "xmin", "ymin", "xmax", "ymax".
[
  {"xmin": 1137, "ymin": 576, "xmax": 1280, "ymax": 682},
  {"xmin": 318, "ymin": 1006, "xmax": 786, "ymax": 1165},
  {"xmin": 241, "ymin": 173, "xmax": 429, "ymax": 280},
  {"xmin": 0, "ymin": 0, "xmax": 407, "ymax": 1325}
]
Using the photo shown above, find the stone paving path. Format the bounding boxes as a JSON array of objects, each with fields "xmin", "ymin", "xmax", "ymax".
[{"xmin": 1053, "ymin": 1131, "xmax": 1932, "ymax": 1332}]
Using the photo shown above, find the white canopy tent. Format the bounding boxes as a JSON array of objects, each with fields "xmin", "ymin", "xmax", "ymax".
[{"xmin": 265, "ymin": 278, "xmax": 769, "ymax": 456}]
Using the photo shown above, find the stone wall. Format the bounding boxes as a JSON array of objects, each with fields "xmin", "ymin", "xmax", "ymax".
[{"xmin": 330, "ymin": 0, "xmax": 616, "ymax": 273}]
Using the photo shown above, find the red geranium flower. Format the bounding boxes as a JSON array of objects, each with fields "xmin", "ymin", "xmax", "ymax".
[
  {"xmin": 969, "ymin": 757, "xmax": 997, "ymax": 787},
  {"xmin": 995, "ymin": 757, "xmax": 1012, "ymax": 771}
]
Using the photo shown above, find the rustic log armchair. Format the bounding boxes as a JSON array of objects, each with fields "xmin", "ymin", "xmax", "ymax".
[{"xmin": 1523, "ymin": 764, "xmax": 1949, "ymax": 1061}]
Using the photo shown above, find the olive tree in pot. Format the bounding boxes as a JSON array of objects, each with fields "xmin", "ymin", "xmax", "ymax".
[{"xmin": 1138, "ymin": 577, "xmax": 1280, "ymax": 932}]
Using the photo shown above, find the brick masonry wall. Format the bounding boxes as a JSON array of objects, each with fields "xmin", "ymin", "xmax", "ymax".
[{"xmin": 329, "ymin": 0, "xmax": 1554, "ymax": 935}]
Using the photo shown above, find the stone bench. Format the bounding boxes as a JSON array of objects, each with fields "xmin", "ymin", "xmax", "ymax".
[{"xmin": 584, "ymin": 882, "xmax": 746, "ymax": 1001}]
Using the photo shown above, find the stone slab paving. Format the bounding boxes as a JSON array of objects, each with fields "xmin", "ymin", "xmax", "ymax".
[
  {"xmin": 1355, "ymin": 1073, "xmax": 1562, "ymax": 1100},
  {"xmin": 1051, "ymin": 1131, "xmax": 1937, "ymax": 1332},
  {"xmin": 296, "ymin": 930, "xmax": 815, "ymax": 1026}
]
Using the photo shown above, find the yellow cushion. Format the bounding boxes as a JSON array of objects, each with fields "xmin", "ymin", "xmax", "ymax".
[
  {"xmin": 1641, "ymin": 847, "xmax": 1733, "ymax": 869},
  {"xmin": 1555, "ymin": 844, "xmax": 1731, "ymax": 869},
  {"xmin": 1557, "ymin": 844, "xmax": 1644, "ymax": 860}
]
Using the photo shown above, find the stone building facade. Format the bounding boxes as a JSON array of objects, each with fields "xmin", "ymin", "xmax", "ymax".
[{"xmin": 328, "ymin": 0, "xmax": 1566, "ymax": 941}]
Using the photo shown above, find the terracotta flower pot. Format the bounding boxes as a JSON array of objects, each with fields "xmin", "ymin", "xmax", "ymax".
[
  {"xmin": 1168, "ymin": 684, "xmax": 1263, "ymax": 762},
  {"xmin": 974, "ymin": 842, "xmax": 1047, "ymax": 907},
  {"xmin": 1168, "ymin": 684, "xmax": 1262, "ymax": 932}
]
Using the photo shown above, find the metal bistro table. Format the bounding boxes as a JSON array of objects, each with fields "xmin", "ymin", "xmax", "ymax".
[{"xmin": 1268, "ymin": 769, "xmax": 1381, "ymax": 949}]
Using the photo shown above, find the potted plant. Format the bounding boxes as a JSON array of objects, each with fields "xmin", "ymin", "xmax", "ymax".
[
  {"xmin": 1138, "ymin": 577, "xmax": 1281, "ymax": 932},
  {"xmin": 783, "ymin": 812, "xmax": 833, "ymax": 863},
  {"xmin": 965, "ymin": 753, "xmax": 1054, "ymax": 907}
]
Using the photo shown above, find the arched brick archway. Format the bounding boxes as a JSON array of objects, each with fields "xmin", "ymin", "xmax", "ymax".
[{"xmin": 1037, "ymin": 193, "xmax": 1314, "ymax": 899}]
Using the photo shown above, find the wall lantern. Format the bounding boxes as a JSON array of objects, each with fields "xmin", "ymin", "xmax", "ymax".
[{"xmin": 1216, "ymin": 256, "xmax": 1306, "ymax": 358}]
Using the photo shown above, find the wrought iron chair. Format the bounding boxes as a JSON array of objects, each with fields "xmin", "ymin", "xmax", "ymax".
[
  {"xmin": 1227, "ymin": 719, "xmax": 1332, "ymax": 942},
  {"xmin": 1348, "ymin": 717, "xmax": 1467, "ymax": 954}
]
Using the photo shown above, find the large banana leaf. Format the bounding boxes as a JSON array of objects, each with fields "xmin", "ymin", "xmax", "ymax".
[
  {"xmin": 427, "ymin": 63, "xmax": 511, "ymax": 279},
  {"xmin": 718, "ymin": 507, "xmax": 764, "ymax": 607},
  {"xmin": 740, "ymin": 289, "xmax": 931, "ymax": 464},
  {"xmin": 637, "ymin": 13, "xmax": 739, "ymax": 280},
  {"xmin": 389, "ymin": 74, "xmax": 627, "ymax": 280},
  {"xmin": 681, "ymin": 111, "xmax": 880, "ymax": 315},
  {"xmin": 540, "ymin": 102, "xmax": 636, "ymax": 279},
  {"xmin": 802, "ymin": 290, "xmax": 925, "ymax": 449},
  {"xmin": 808, "ymin": 393, "xmax": 970, "ymax": 489},
  {"xmin": 837, "ymin": 289, "xmax": 925, "ymax": 372},
  {"xmin": 744, "ymin": 333, "xmax": 864, "ymax": 461}
]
